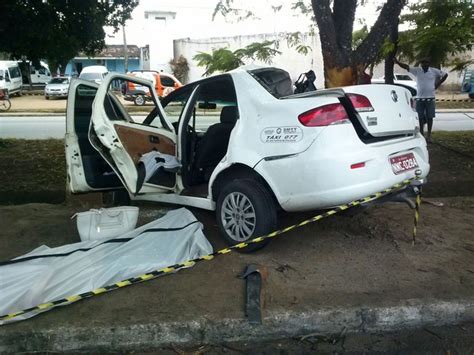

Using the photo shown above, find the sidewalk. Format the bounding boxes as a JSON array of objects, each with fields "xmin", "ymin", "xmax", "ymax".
[{"xmin": 0, "ymin": 196, "xmax": 473, "ymax": 352}]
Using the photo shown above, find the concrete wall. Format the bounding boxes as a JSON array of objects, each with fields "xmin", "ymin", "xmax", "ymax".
[{"xmin": 174, "ymin": 32, "xmax": 324, "ymax": 87}]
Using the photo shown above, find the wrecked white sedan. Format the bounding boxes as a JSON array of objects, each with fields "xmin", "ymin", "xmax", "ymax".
[{"xmin": 66, "ymin": 67, "xmax": 429, "ymax": 250}]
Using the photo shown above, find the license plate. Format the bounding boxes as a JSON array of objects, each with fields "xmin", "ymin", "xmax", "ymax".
[{"xmin": 390, "ymin": 153, "xmax": 418, "ymax": 174}]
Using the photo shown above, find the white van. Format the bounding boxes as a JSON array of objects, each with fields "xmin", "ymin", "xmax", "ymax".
[
  {"xmin": 79, "ymin": 65, "xmax": 109, "ymax": 84},
  {"xmin": 29, "ymin": 61, "xmax": 52, "ymax": 85},
  {"xmin": 0, "ymin": 61, "xmax": 23, "ymax": 96}
]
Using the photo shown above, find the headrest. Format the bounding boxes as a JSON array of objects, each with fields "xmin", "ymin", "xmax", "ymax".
[{"xmin": 220, "ymin": 106, "xmax": 238, "ymax": 124}]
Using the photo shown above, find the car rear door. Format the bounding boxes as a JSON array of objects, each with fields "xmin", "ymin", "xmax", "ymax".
[
  {"xmin": 90, "ymin": 73, "xmax": 177, "ymax": 195},
  {"xmin": 65, "ymin": 79, "xmax": 124, "ymax": 193}
]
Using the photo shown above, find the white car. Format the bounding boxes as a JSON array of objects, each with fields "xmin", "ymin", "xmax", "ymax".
[
  {"xmin": 372, "ymin": 73, "xmax": 417, "ymax": 93},
  {"xmin": 44, "ymin": 76, "xmax": 71, "ymax": 99},
  {"xmin": 66, "ymin": 67, "xmax": 429, "ymax": 251},
  {"xmin": 79, "ymin": 65, "xmax": 109, "ymax": 84}
]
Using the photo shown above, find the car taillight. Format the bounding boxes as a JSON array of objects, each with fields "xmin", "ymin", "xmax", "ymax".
[
  {"xmin": 298, "ymin": 103, "xmax": 349, "ymax": 127},
  {"xmin": 347, "ymin": 93, "xmax": 374, "ymax": 112}
]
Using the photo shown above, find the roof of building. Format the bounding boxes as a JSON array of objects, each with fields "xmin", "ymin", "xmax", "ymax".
[{"xmin": 75, "ymin": 45, "xmax": 140, "ymax": 60}]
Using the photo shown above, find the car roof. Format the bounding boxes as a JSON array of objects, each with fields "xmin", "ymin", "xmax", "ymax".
[{"xmin": 81, "ymin": 65, "xmax": 108, "ymax": 73}]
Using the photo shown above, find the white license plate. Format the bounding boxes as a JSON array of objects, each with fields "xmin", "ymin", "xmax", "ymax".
[{"xmin": 390, "ymin": 153, "xmax": 419, "ymax": 174}]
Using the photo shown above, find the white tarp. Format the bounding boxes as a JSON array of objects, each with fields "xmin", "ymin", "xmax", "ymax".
[{"xmin": 0, "ymin": 208, "xmax": 213, "ymax": 325}]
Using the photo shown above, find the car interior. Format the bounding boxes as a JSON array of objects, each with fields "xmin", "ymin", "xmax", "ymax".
[
  {"xmin": 74, "ymin": 75, "xmax": 238, "ymax": 195},
  {"xmin": 167, "ymin": 76, "xmax": 239, "ymax": 190}
]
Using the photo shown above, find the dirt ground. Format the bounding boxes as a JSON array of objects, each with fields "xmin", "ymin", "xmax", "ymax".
[{"xmin": 0, "ymin": 133, "xmax": 473, "ymax": 351}]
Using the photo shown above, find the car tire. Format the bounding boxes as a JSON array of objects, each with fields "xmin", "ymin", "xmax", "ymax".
[
  {"xmin": 216, "ymin": 179, "xmax": 277, "ymax": 252},
  {"xmin": 45, "ymin": 95, "xmax": 49, "ymax": 100},
  {"xmin": 134, "ymin": 94, "xmax": 145, "ymax": 106}
]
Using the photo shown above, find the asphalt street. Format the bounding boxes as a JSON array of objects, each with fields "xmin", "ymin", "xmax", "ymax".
[{"xmin": 0, "ymin": 112, "xmax": 473, "ymax": 139}]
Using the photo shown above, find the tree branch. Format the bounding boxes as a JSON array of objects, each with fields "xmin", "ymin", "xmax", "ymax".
[{"xmin": 354, "ymin": 0, "xmax": 406, "ymax": 66}]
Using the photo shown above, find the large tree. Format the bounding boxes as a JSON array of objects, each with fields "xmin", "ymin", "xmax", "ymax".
[
  {"xmin": 213, "ymin": 0, "xmax": 406, "ymax": 87},
  {"xmin": 311, "ymin": 0, "xmax": 406, "ymax": 87},
  {"xmin": 0, "ymin": 0, "xmax": 137, "ymax": 75}
]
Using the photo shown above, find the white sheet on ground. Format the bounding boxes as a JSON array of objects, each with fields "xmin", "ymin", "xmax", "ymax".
[{"xmin": 0, "ymin": 208, "xmax": 213, "ymax": 325}]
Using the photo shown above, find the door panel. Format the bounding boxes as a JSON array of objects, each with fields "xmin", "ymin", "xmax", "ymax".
[{"xmin": 115, "ymin": 125, "xmax": 176, "ymax": 163}]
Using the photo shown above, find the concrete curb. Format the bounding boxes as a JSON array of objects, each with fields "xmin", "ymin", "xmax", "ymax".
[{"xmin": 1, "ymin": 298, "xmax": 473, "ymax": 352}]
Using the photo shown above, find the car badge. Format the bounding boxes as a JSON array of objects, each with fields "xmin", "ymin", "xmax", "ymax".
[
  {"xmin": 367, "ymin": 116, "xmax": 378, "ymax": 126},
  {"xmin": 391, "ymin": 90, "xmax": 398, "ymax": 102}
]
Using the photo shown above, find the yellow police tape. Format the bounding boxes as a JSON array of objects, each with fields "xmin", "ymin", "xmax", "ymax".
[{"xmin": 0, "ymin": 178, "xmax": 418, "ymax": 323}]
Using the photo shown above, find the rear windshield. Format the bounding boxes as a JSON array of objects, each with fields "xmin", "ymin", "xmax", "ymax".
[
  {"xmin": 50, "ymin": 78, "xmax": 69, "ymax": 84},
  {"xmin": 80, "ymin": 72, "xmax": 103, "ymax": 80},
  {"xmin": 249, "ymin": 68, "xmax": 293, "ymax": 98}
]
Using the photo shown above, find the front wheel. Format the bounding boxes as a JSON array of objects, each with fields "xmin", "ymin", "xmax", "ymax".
[
  {"xmin": 0, "ymin": 99, "xmax": 11, "ymax": 111},
  {"xmin": 216, "ymin": 179, "xmax": 277, "ymax": 252}
]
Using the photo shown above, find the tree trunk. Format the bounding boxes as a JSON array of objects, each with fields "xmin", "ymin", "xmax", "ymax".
[
  {"xmin": 312, "ymin": 0, "xmax": 406, "ymax": 88},
  {"xmin": 384, "ymin": 18, "xmax": 399, "ymax": 84}
]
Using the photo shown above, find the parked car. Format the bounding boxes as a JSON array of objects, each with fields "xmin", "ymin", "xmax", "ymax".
[
  {"xmin": 44, "ymin": 76, "xmax": 71, "ymax": 99},
  {"xmin": 372, "ymin": 73, "xmax": 417, "ymax": 90},
  {"xmin": 79, "ymin": 65, "xmax": 109, "ymax": 84},
  {"xmin": 0, "ymin": 61, "xmax": 23, "ymax": 96},
  {"xmin": 66, "ymin": 67, "xmax": 429, "ymax": 251},
  {"xmin": 124, "ymin": 70, "xmax": 182, "ymax": 105}
]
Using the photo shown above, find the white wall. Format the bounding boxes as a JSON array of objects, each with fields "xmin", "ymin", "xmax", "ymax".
[{"xmin": 174, "ymin": 32, "xmax": 324, "ymax": 87}]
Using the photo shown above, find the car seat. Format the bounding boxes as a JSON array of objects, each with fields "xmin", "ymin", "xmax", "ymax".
[{"xmin": 193, "ymin": 106, "xmax": 238, "ymax": 182}]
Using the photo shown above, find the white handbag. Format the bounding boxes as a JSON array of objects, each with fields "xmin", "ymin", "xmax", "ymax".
[{"xmin": 72, "ymin": 206, "xmax": 139, "ymax": 242}]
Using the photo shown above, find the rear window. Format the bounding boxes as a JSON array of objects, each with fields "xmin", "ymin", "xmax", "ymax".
[
  {"xmin": 249, "ymin": 68, "xmax": 293, "ymax": 98},
  {"xmin": 50, "ymin": 78, "xmax": 69, "ymax": 84},
  {"xmin": 9, "ymin": 67, "xmax": 21, "ymax": 78},
  {"xmin": 80, "ymin": 72, "xmax": 102, "ymax": 80},
  {"xmin": 160, "ymin": 75, "xmax": 175, "ymax": 87}
]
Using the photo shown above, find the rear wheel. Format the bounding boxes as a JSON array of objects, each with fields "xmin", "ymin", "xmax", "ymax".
[
  {"xmin": 216, "ymin": 179, "xmax": 277, "ymax": 252},
  {"xmin": 134, "ymin": 94, "xmax": 145, "ymax": 106}
]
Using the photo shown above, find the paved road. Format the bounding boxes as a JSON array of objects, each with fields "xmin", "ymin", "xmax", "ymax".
[{"xmin": 0, "ymin": 112, "xmax": 473, "ymax": 139}]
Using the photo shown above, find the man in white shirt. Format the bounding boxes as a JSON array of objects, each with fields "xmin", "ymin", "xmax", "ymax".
[{"xmin": 394, "ymin": 58, "xmax": 448, "ymax": 143}]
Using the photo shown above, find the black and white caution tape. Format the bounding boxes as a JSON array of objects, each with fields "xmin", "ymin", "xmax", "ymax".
[{"xmin": 0, "ymin": 178, "xmax": 419, "ymax": 323}]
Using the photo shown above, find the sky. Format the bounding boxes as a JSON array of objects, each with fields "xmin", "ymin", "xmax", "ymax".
[{"xmin": 105, "ymin": 0, "xmax": 393, "ymax": 46}]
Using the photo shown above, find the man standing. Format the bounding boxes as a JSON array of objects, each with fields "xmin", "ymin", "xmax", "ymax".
[{"xmin": 394, "ymin": 58, "xmax": 448, "ymax": 143}]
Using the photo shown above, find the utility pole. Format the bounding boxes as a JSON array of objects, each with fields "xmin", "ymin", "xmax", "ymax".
[{"xmin": 123, "ymin": 24, "xmax": 128, "ymax": 73}]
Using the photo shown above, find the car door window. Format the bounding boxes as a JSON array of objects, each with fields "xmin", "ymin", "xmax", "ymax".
[
  {"xmin": 160, "ymin": 75, "xmax": 175, "ymax": 87},
  {"xmin": 156, "ymin": 87, "xmax": 194, "ymax": 129},
  {"xmin": 103, "ymin": 77, "xmax": 164, "ymax": 125}
]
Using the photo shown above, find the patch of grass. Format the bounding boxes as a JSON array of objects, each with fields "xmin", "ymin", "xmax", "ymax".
[
  {"xmin": 0, "ymin": 139, "xmax": 66, "ymax": 203},
  {"xmin": 431, "ymin": 131, "xmax": 474, "ymax": 157},
  {"xmin": 436, "ymin": 101, "xmax": 474, "ymax": 109}
]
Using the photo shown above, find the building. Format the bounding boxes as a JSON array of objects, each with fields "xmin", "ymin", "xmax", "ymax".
[{"xmin": 64, "ymin": 45, "xmax": 149, "ymax": 75}]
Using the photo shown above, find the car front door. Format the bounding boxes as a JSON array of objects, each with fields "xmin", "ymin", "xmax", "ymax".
[{"xmin": 90, "ymin": 74, "xmax": 177, "ymax": 195}]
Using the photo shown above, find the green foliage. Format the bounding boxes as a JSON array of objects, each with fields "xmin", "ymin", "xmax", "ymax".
[
  {"xmin": 399, "ymin": 0, "xmax": 474, "ymax": 67},
  {"xmin": 193, "ymin": 41, "xmax": 282, "ymax": 76},
  {"xmin": 352, "ymin": 25, "xmax": 369, "ymax": 51},
  {"xmin": 0, "ymin": 0, "xmax": 138, "ymax": 72}
]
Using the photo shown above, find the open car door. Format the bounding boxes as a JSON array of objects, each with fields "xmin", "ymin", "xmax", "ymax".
[
  {"xmin": 66, "ymin": 79, "xmax": 125, "ymax": 193},
  {"xmin": 89, "ymin": 74, "xmax": 177, "ymax": 195}
]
